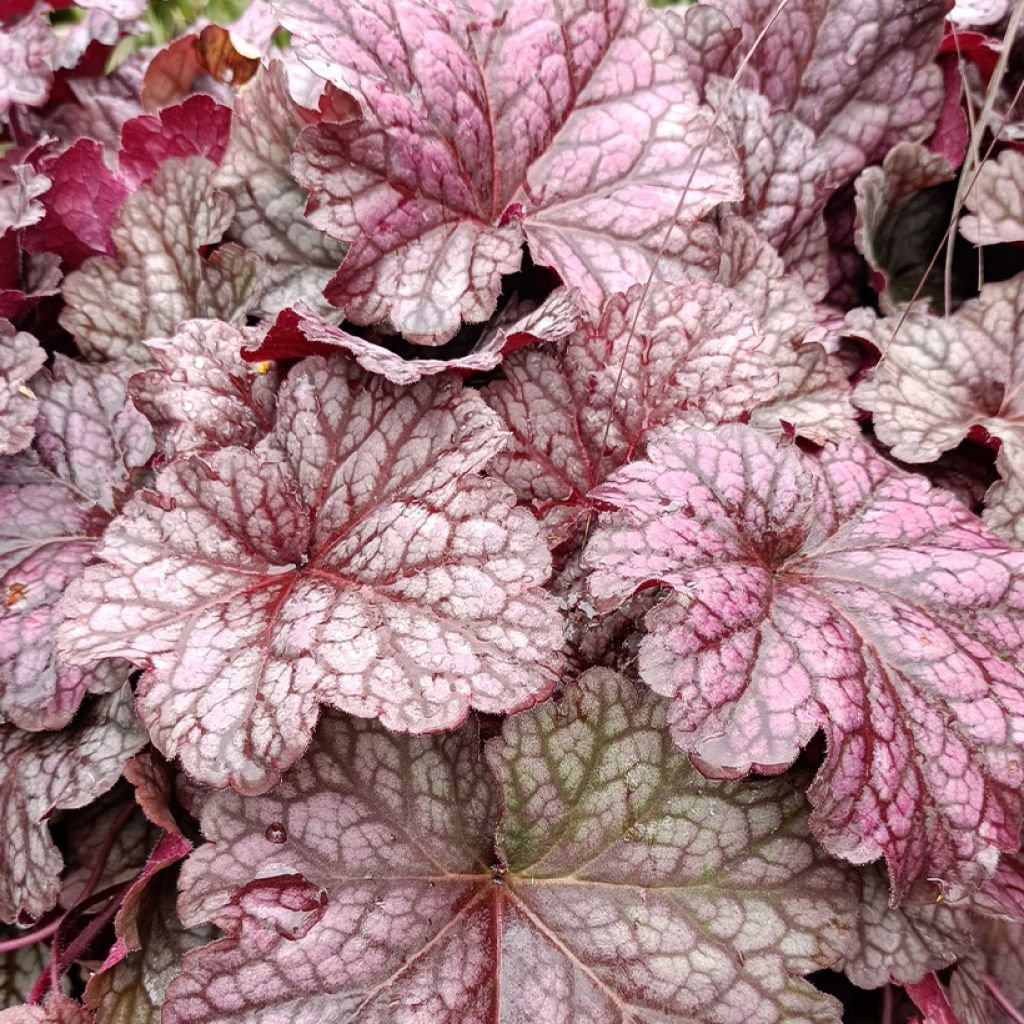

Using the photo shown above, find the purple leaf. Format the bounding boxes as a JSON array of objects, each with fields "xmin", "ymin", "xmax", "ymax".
[
  {"xmin": 966, "ymin": 851, "xmax": 1024, "ymax": 922},
  {"xmin": 60, "ymin": 356, "xmax": 563, "ymax": 793},
  {"xmin": 0, "ymin": 12, "xmax": 53, "ymax": 119},
  {"xmin": 59, "ymin": 157, "xmax": 264, "ymax": 363},
  {"xmin": 22, "ymin": 140, "xmax": 130, "ymax": 271},
  {"xmin": 118, "ymin": 94, "xmax": 232, "ymax": 191},
  {"xmin": 708, "ymin": 78, "xmax": 834, "ymax": 297},
  {"xmin": 167, "ymin": 668, "xmax": 856, "ymax": 1023},
  {"xmin": 842, "ymin": 863, "xmax": 972, "ymax": 989},
  {"xmin": 0, "ymin": 319, "xmax": 45, "ymax": 457},
  {"xmin": 0, "ymin": 686, "xmax": 146, "ymax": 924},
  {"xmin": 0, "ymin": 161, "xmax": 49, "ymax": 236},
  {"xmin": 961, "ymin": 148, "xmax": 1024, "ymax": 246},
  {"xmin": 129, "ymin": 319, "xmax": 278, "ymax": 459},
  {"xmin": 212, "ymin": 63, "xmax": 349, "ymax": 316},
  {"xmin": 483, "ymin": 279, "xmax": 774, "ymax": 545},
  {"xmin": 285, "ymin": 0, "xmax": 740, "ymax": 341},
  {"xmin": 0, "ymin": 996, "xmax": 93, "ymax": 1023},
  {"xmin": 0, "ymin": 357, "xmax": 153, "ymax": 730},
  {"xmin": 85, "ymin": 874, "xmax": 211, "ymax": 1024},
  {"xmin": 710, "ymin": 0, "xmax": 948, "ymax": 184},
  {"xmin": 249, "ymin": 286, "xmax": 580, "ymax": 385},
  {"xmin": 952, "ymin": 917, "xmax": 1024, "ymax": 1024},
  {"xmin": 852, "ymin": 142, "xmax": 955, "ymax": 310},
  {"xmin": 850, "ymin": 276, "xmax": 1024, "ymax": 545},
  {"xmin": 716, "ymin": 217, "xmax": 858, "ymax": 444},
  {"xmin": 584, "ymin": 423, "xmax": 1024, "ymax": 900}
]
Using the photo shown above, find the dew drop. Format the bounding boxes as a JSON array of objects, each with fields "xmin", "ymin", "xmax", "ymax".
[{"xmin": 265, "ymin": 822, "xmax": 287, "ymax": 844}]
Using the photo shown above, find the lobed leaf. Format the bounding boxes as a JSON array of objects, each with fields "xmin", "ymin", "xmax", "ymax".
[
  {"xmin": 715, "ymin": 217, "xmax": 858, "ymax": 444},
  {"xmin": 59, "ymin": 158, "xmax": 264, "ymax": 363},
  {"xmin": 961, "ymin": 148, "xmax": 1024, "ymax": 246},
  {"xmin": 483, "ymin": 278, "xmax": 774, "ymax": 544},
  {"xmin": 841, "ymin": 863, "xmax": 972, "ymax": 989},
  {"xmin": 1, "ymin": 358, "xmax": 153, "ymax": 730},
  {"xmin": 709, "ymin": 0, "xmax": 947, "ymax": 184},
  {"xmin": 129, "ymin": 319, "xmax": 278, "ymax": 460},
  {"xmin": 166, "ymin": 669, "xmax": 856, "ymax": 1023},
  {"xmin": 286, "ymin": 0, "xmax": 739, "ymax": 341},
  {"xmin": 249, "ymin": 287, "xmax": 581, "ymax": 385},
  {"xmin": 60, "ymin": 356, "xmax": 562, "ymax": 793},
  {"xmin": 0, "ymin": 686, "xmax": 146, "ymax": 923},
  {"xmin": 0, "ymin": 320, "xmax": 45, "ymax": 457},
  {"xmin": 213, "ymin": 63, "xmax": 350, "ymax": 317},
  {"xmin": 851, "ymin": 275, "xmax": 1024, "ymax": 545},
  {"xmin": 584, "ymin": 423, "xmax": 1024, "ymax": 900}
]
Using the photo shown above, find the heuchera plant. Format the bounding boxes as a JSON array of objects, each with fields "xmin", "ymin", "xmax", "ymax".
[{"xmin": 3, "ymin": 0, "xmax": 1024, "ymax": 1020}]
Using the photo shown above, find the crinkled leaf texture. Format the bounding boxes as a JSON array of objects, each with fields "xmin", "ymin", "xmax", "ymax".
[
  {"xmin": 167, "ymin": 669, "xmax": 855, "ymax": 1023},
  {"xmin": 24, "ymin": 96, "xmax": 231, "ymax": 273},
  {"xmin": 841, "ymin": 863, "xmax": 972, "ymax": 989},
  {"xmin": 584, "ymin": 423, "xmax": 1024, "ymax": 901},
  {"xmin": 60, "ymin": 355, "xmax": 563, "ymax": 794},
  {"xmin": 1, "ymin": 358, "xmax": 154, "ymax": 730},
  {"xmin": 0, "ymin": 13, "xmax": 53, "ymax": 119},
  {"xmin": 961, "ymin": 148, "xmax": 1024, "ymax": 246},
  {"xmin": 952, "ymin": 916, "xmax": 1024, "ymax": 1024},
  {"xmin": 286, "ymin": 0, "xmax": 740, "ymax": 341},
  {"xmin": 850, "ymin": 277, "xmax": 1024, "ymax": 546},
  {"xmin": 129, "ymin": 319, "xmax": 279, "ymax": 460},
  {"xmin": 249, "ymin": 286, "xmax": 581, "ymax": 386},
  {"xmin": 0, "ymin": 995, "xmax": 93, "ymax": 1024},
  {"xmin": 213, "ymin": 62, "xmax": 349, "ymax": 316},
  {"xmin": 704, "ymin": 0, "xmax": 947, "ymax": 184},
  {"xmin": 0, "ymin": 685, "xmax": 146, "ymax": 923},
  {"xmin": 59, "ymin": 157, "xmax": 264, "ymax": 363},
  {"xmin": 852, "ymin": 143, "xmax": 954, "ymax": 312},
  {"xmin": 483, "ymin": 279, "xmax": 775, "ymax": 545},
  {"xmin": 0, "ymin": 320, "xmax": 45, "ymax": 456},
  {"xmin": 85, "ymin": 873, "xmax": 211, "ymax": 1024},
  {"xmin": 706, "ymin": 78, "xmax": 833, "ymax": 296},
  {"xmin": 714, "ymin": 217, "xmax": 857, "ymax": 444}
]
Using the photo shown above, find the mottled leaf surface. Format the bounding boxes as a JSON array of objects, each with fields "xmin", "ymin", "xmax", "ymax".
[
  {"xmin": 167, "ymin": 669, "xmax": 855, "ymax": 1023},
  {"xmin": 130, "ymin": 319, "xmax": 278, "ymax": 459},
  {"xmin": 584, "ymin": 423, "xmax": 1024, "ymax": 899},
  {"xmin": 711, "ymin": 0, "xmax": 947, "ymax": 183},
  {"xmin": 715, "ymin": 217, "xmax": 857, "ymax": 444},
  {"xmin": 0, "ymin": 161, "xmax": 48, "ymax": 237},
  {"xmin": 0, "ymin": 686, "xmax": 146, "ymax": 923},
  {"xmin": 0, "ymin": 320, "xmax": 45, "ymax": 456},
  {"xmin": 86, "ymin": 876, "xmax": 211, "ymax": 1024},
  {"xmin": 852, "ymin": 143, "xmax": 954, "ymax": 311},
  {"xmin": 61, "ymin": 356, "xmax": 562, "ymax": 793},
  {"xmin": 708, "ymin": 78, "xmax": 832, "ymax": 295},
  {"xmin": 851, "ymin": 277, "xmax": 1024, "ymax": 544},
  {"xmin": 214, "ymin": 63, "xmax": 347, "ymax": 316},
  {"xmin": 0, "ymin": 996, "xmax": 93, "ymax": 1024},
  {"xmin": 60, "ymin": 158, "xmax": 264, "ymax": 363},
  {"xmin": 250, "ymin": 287, "xmax": 581, "ymax": 385},
  {"xmin": 484, "ymin": 279, "xmax": 774, "ymax": 544},
  {"xmin": 22, "ymin": 139, "xmax": 128, "ymax": 271},
  {"xmin": 0, "ymin": 13, "xmax": 53, "ymax": 118},
  {"xmin": 286, "ymin": 0, "xmax": 739, "ymax": 340},
  {"xmin": 961, "ymin": 148, "xmax": 1024, "ymax": 246},
  {"xmin": 841, "ymin": 863, "xmax": 972, "ymax": 989},
  {"xmin": 0, "ymin": 937, "xmax": 49, "ymax": 1009},
  {"xmin": 1, "ymin": 358, "xmax": 153, "ymax": 730}
]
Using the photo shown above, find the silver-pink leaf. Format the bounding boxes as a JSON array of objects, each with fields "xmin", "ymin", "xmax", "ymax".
[
  {"xmin": 584, "ymin": 422, "xmax": 1024, "ymax": 901},
  {"xmin": 60, "ymin": 356, "xmax": 563, "ymax": 794},
  {"xmin": 286, "ymin": 0, "xmax": 739, "ymax": 342}
]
